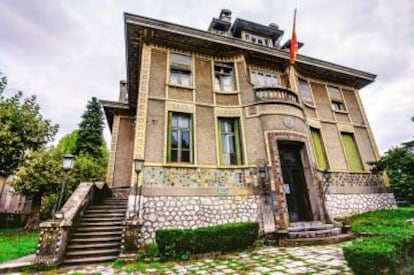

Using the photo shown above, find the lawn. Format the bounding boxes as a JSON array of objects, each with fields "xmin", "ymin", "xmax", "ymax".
[
  {"xmin": 0, "ymin": 228, "xmax": 39, "ymax": 263},
  {"xmin": 348, "ymin": 207, "xmax": 414, "ymax": 235},
  {"xmin": 344, "ymin": 207, "xmax": 414, "ymax": 275}
]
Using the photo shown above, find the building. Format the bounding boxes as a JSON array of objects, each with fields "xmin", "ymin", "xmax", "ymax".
[
  {"xmin": 101, "ymin": 9, "xmax": 396, "ymax": 243},
  {"xmin": 35, "ymin": 9, "xmax": 398, "ymax": 266}
]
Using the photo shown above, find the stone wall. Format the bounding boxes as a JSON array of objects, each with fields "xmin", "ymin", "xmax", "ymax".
[
  {"xmin": 326, "ymin": 193, "xmax": 397, "ymax": 218},
  {"xmin": 137, "ymin": 195, "xmax": 261, "ymax": 243}
]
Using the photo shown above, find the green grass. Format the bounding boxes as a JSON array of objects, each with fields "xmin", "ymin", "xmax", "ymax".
[
  {"xmin": 0, "ymin": 228, "xmax": 39, "ymax": 263},
  {"xmin": 343, "ymin": 207, "xmax": 414, "ymax": 274},
  {"xmin": 347, "ymin": 207, "xmax": 414, "ymax": 235}
]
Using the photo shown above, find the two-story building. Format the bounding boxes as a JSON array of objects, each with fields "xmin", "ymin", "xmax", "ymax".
[{"xmin": 102, "ymin": 9, "xmax": 396, "ymax": 243}]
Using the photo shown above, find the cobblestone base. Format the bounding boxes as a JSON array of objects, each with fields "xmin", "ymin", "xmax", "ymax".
[
  {"xmin": 326, "ymin": 193, "xmax": 397, "ymax": 218},
  {"xmin": 138, "ymin": 195, "xmax": 261, "ymax": 243}
]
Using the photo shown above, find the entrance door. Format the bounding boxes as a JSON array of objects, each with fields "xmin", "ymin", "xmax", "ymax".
[{"xmin": 278, "ymin": 141, "xmax": 312, "ymax": 222}]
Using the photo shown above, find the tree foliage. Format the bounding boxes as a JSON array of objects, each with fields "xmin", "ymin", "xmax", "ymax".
[
  {"xmin": 0, "ymin": 79, "xmax": 58, "ymax": 177},
  {"xmin": 74, "ymin": 97, "xmax": 105, "ymax": 160},
  {"xmin": 371, "ymin": 140, "xmax": 414, "ymax": 203}
]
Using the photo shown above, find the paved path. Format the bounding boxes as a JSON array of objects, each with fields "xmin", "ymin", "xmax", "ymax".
[{"xmin": 20, "ymin": 244, "xmax": 353, "ymax": 274}]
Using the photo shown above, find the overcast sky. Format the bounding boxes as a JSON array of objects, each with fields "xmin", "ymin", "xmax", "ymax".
[{"xmin": 0, "ymin": 0, "xmax": 413, "ymax": 153}]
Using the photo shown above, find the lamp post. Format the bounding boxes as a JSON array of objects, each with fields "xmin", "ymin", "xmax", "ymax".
[
  {"xmin": 133, "ymin": 159, "xmax": 144, "ymax": 219},
  {"xmin": 323, "ymin": 168, "xmax": 331, "ymax": 195},
  {"xmin": 54, "ymin": 154, "xmax": 74, "ymax": 217}
]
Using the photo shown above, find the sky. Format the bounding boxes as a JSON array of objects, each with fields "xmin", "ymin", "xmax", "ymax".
[{"xmin": 0, "ymin": 0, "xmax": 413, "ymax": 153}]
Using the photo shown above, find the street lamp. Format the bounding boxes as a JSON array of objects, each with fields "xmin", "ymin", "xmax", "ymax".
[
  {"xmin": 323, "ymin": 168, "xmax": 331, "ymax": 195},
  {"xmin": 133, "ymin": 158, "xmax": 144, "ymax": 219},
  {"xmin": 54, "ymin": 154, "xmax": 74, "ymax": 217}
]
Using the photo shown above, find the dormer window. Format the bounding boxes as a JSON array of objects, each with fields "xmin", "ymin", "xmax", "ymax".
[
  {"xmin": 169, "ymin": 53, "xmax": 192, "ymax": 87},
  {"xmin": 244, "ymin": 32, "xmax": 272, "ymax": 47},
  {"xmin": 251, "ymin": 70, "xmax": 280, "ymax": 87}
]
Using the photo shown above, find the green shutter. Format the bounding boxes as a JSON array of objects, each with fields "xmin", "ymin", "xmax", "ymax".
[
  {"xmin": 342, "ymin": 133, "xmax": 363, "ymax": 171},
  {"xmin": 311, "ymin": 128, "xmax": 328, "ymax": 170},
  {"xmin": 217, "ymin": 119, "xmax": 223, "ymax": 165},
  {"xmin": 166, "ymin": 112, "xmax": 172, "ymax": 162},
  {"xmin": 234, "ymin": 119, "xmax": 243, "ymax": 165}
]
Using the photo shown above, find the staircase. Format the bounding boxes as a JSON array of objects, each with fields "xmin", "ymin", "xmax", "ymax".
[
  {"xmin": 283, "ymin": 221, "xmax": 354, "ymax": 245},
  {"xmin": 62, "ymin": 197, "xmax": 128, "ymax": 265}
]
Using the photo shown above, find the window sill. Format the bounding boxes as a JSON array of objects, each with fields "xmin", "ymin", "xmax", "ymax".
[
  {"xmin": 216, "ymin": 165, "xmax": 252, "ymax": 169},
  {"xmin": 214, "ymin": 90, "xmax": 239, "ymax": 95},
  {"xmin": 168, "ymin": 83, "xmax": 195, "ymax": 90},
  {"xmin": 332, "ymin": 109, "xmax": 348, "ymax": 114},
  {"xmin": 163, "ymin": 162, "xmax": 196, "ymax": 168},
  {"xmin": 316, "ymin": 168, "xmax": 369, "ymax": 174}
]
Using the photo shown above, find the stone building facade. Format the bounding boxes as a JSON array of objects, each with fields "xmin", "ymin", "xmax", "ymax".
[{"xmin": 102, "ymin": 10, "xmax": 396, "ymax": 243}]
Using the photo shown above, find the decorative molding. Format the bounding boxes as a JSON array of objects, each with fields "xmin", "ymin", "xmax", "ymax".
[
  {"xmin": 215, "ymin": 107, "xmax": 242, "ymax": 117},
  {"xmin": 166, "ymin": 101, "xmax": 196, "ymax": 113},
  {"xmin": 133, "ymin": 44, "xmax": 152, "ymax": 160}
]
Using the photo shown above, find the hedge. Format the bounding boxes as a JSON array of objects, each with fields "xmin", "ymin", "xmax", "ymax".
[
  {"xmin": 343, "ymin": 234, "xmax": 414, "ymax": 275},
  {"xmin": 155, "ymin": 222, "xmax": 259, "ymax": 260}
]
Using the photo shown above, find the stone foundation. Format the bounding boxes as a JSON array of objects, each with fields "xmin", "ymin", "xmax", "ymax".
[
  {"xmin": 326, "ymin": 193, "xmax": 397, "ymax": 218},
  {"xmin": 135, "ymin": 195, "xmax": 261, "ymax": 243}
]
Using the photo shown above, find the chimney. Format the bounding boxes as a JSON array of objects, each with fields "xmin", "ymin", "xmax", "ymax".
[
  {"xmin": 119, "ymin": 80, "xmax": 128, "ymax": 102},
  {"xmin": 219, "ymin": 9, "xmax": 232, "ymax": 23},
  {"xmin": 269, "ymin": 23, "xmax": 279, "ymax": 29}
]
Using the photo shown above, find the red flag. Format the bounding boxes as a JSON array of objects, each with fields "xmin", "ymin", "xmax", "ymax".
[{"xmin": 290, "ymin": 9, "xmax": 298, "ymax": 64}]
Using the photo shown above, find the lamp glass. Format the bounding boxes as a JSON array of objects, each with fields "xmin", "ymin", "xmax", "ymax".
[
  {"xmin": 62, "ymin": 154, "xmax": 74, "ymax": 171},
  {"xmin": 134, "ymin": 159, "xmax": 143, "ymax": 173}
]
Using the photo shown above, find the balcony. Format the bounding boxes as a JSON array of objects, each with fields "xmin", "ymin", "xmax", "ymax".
[{"xmin": 254, "ymin": 86, "xmax": 300, "ymax": 107}]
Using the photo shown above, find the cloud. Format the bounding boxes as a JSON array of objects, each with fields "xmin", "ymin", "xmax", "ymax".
[{"xmin": 0, "ymin": 0, "xmax": 412, "ymax": 153}]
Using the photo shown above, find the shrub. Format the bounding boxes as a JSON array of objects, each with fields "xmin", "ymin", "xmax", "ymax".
[
  {"xmin": 155, "ymin": 222, "xmax": 259, "ymax": 260},
  {"xmin": 344, "ymin": 208, "xmax": 414, "ymax": 274}
]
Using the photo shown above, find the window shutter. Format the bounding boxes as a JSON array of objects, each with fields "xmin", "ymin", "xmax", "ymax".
[
  {"xmin": 311, "ymin": 128, "xmax": 328, "ymax": 169},
  {"xmin": 234, "ymin": 119, "xmax": 242, "ymax": 165},
  {"xmin": 166, "ymin": 112, "xmax": 172, "ymax": 162},
  {"xmin": 217, "ymin": 119, "xmax": 224, "ymax": 165},
  {"xmin": 342, "ymin": 133, "xmax": 363, "ymax": 171}
]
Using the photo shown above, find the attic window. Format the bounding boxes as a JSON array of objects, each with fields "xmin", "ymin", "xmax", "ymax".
[{"xmin": 244, "ymin": 33, "xmax": 271, "ymax": 47}]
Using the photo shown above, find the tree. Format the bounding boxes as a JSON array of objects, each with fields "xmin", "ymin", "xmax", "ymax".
[
  {"xmin": 0, "ymin": 72, "xmax": 58, "ymax": 229},
  {"xmin": 371, "ymin": 141, "xmax": 414, "ymax": 204},
  {"xmin": 74, "ymin": 97, "xmax": 105, "ymax": 160},
  {"xmin": 0, "ymin": 79, "xmax": 58, "ymax": 178},
  {"xmin": 11, "ymin": 149, "xmax": 63, "ymax": 230}
]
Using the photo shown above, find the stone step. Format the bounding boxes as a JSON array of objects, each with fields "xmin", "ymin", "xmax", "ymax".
[
  {"xmin": 288, "ymin": 227, "xmax": 342, "ymax": 239},
  {"xmin": 62, "ymin": 255, "xmax": 118, "ymax": 265},
  {"xmin": 289, "ymin": 221, "xmax": 324, "ymax": 228},
  {"xmin": 85, "ymin": 208, "xmax": 126, "ymax": 213},
  {"xmin": 288, "ymin": 223, "xmax": 335, "ymax": 232},
  {"xmin": 282, "ymin": 233, "xmax": 355, "ymax": 246},
  {"xmin": 72, "ymin": 231, "xmax": 122, "ymax": 237},
  {"xmin": 70, "ymin": 236, "xmax": 122, "ymax": 243},
  {"xmin": 67, "ymin": 242, "xmax": 121, "ymax": 250},
  {"xmin": 65, "ymin": 248, "xmax": 120, "ymax": 257},
  {"xmin": 79, "ymin": 221, "xmax": 123, "ymax": 227},
  {"xmin": 82, "ymin": 213, "xmax": 125, "ymax": 218},
  {"xmin": 88, "ymin": 205, "xmax": 127, "ymax": 210},
  {"xmin": 75, "ymin": 226, "xmax": 123, "ymax": 232}
]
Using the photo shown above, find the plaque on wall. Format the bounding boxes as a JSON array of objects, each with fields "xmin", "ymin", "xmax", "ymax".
[{"xmin": 283, "ymin": 117, "xmax": 295, "ymax": 129}]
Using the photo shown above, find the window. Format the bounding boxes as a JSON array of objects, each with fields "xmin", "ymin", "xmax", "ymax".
[
  {"xmin": 341, "ymin": 132, "xmax": 363, "ymax": 171},
  {"xmin": 169, "ymin": 53, "xmax": 192, "ymax": 86},
  {"xmin": 327, "ymin": 85, "xmax": 346, "ymax": 111},
  {"xmin": 244, "ymin": 32, "xmax": 272, "ymax": 47},
  {"xmin": 214, "ymin": 63, "xmax": 235, "ymax": 92},
  {"xmin": 298, "ymin": 78, "xmax": 314, "ymax": 105},
  {"xmin": 167, "ymin": 112, "xmax": 193, "ymax": 163},
  {"xmin": 218, "ymin": 118, "xmax": 243, "ymax": 165},
  {"xmin": 251, "ymin": 70, "xmax": 280, "ymax": 87},
  {"xmin": 310, "ymin": 128, "xmax": 328, "ymax": 170}
]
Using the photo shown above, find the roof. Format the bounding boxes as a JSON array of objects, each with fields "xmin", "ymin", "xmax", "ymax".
[{"xmin": 123, "ymin": 12, "xmax": 377, "ymax": 108}]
